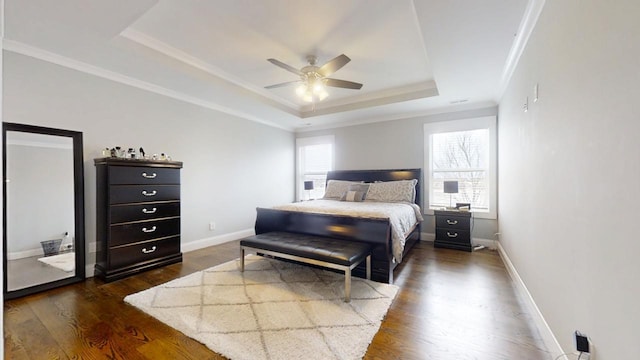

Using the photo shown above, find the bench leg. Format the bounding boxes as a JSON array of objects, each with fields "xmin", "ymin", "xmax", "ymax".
[
  {"xmin": 240, "ymin": 247, "xmax": 245, "ymax": 272},
  {"xmin": 345, "ymin": 267, "xmax": 351, "ymax": 302},
  {"xmin": 366, "ymin": 255, "xmax": 371, "ymax": 280}
]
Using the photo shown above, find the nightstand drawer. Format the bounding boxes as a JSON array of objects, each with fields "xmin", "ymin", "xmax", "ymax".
[
  {"xmin": 110, "ymin": 217, "xmax": 180, "ymax": 246},
  {"xmin": 109, "ymin": 166, "xmax": 180, "ymax": 185},
  {"xmin": 435, "ymin": 228, "xmax": 471, "ymax": 243},
  {"xmin": 435, "ymin": 215, "xmax": 471, "ymax": 230},
  {"xmin": 110, "ymin": 202, "xmax": 180, "ymax": 224},
  {"xmin": 109, "ymin": 185, "xmax": 180, "ymax": 204},
  {"xmin": 109, "ymin": 236, "xmax": 181, "ymax": 269}
]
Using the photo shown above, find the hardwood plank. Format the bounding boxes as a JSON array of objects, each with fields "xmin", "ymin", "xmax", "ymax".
[{"xmin": 4, "ymin": 240, "xmax": 549, "ymax": 359}]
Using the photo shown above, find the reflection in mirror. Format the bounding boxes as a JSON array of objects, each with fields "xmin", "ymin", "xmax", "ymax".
[
  {"xmin": 6, "ymin": 132, "xmax": 75, "ymax": 290},
  {"xmin": 3, "ymin": 123, "xmax": 85, "ymax": 299}
]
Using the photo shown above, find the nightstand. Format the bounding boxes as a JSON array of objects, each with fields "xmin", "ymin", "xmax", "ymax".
[{"xmin": 434, "ymin": 210, "xmax": 472, "ymax": 252}]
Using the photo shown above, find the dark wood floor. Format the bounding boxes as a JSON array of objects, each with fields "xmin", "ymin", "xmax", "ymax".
[{"xmin": 4, "ymin": 241, "xmax": 549, "ymax": 359}]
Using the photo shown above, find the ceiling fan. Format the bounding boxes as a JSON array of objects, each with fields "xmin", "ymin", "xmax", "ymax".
[{"xmin": 265, "ymin": 54, "xmax": 363, "ymax": 103}]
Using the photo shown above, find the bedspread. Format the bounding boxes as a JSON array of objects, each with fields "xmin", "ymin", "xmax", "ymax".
[{"xmin": 273, "ymin": 200, "xmax": 423, "ymax": 262}]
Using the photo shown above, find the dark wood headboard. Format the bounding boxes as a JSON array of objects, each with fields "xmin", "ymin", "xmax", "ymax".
[{"xmin": 326, "ymin": 168, "xmax": 422, "ymax": 207}]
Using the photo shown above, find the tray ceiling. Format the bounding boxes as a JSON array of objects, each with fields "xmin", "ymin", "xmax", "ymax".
[{"xmin": 4, "ymin": 0, "xmax": 533, "ymax": 131}]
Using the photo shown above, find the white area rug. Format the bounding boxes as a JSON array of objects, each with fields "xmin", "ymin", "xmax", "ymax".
[
  {"xmin": 125, "ymin": 254, "xmax": 399, "ymax": 360},
  {"xmin": 37, "ymin": 252, "xmax": 75, "ymax": 272}
]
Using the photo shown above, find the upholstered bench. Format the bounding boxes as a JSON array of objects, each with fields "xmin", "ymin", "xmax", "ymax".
[{"xmin": 240, "ymin": 231, "xmax": 372, "ymax": 302}]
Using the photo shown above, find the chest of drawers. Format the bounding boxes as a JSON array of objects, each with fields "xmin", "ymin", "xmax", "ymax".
[
  {"xmin": 434, "ymin": 210, "xmax": 472, "ymax": 252},
  {"xmin": 94, "ymin": 158, "xmax": 183, "ymax": 281}
]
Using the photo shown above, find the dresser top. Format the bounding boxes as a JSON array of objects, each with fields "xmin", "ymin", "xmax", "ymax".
[{"xmin": 94, "ymin": 157, "xmax": 183, "ymax": 168}]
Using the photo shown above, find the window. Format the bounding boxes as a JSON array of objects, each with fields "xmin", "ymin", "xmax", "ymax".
[
  {"xmin": 424, "ymin": 116, "xmax": 496, "ymax": 219},
  {"xmin": 296, "ymin": 135, "xmax": 334, "ymax": 201}
]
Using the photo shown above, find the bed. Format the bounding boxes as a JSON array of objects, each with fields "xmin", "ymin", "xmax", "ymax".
[{"xmin": 254, "ymin": 168, "xmax": 422, "ymax": 283}]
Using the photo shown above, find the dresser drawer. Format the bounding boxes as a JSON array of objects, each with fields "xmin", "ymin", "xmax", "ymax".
[
  {"xmin": 110, "ymin": 185, "xmax": 180, "ymax": 204},
  {"xmin": 109, "ymin": 236, "xmax": 181, "ymax": 270},
  {"xmin": 109, "ymin": 166, "xmax": 180, "ymax": 185},
  {"xmin": 110, "ymin": 217, "xmax": 180, "ymax": 246},
  {"xmin": 110, "ymin": 202, "xmax": 180, "ymax": 224},
  {"xmin": 435, "ymin": 214, "xmax": 471, "ymax": 230},
  {"xmin": 435, "ymin": 228, "xmax": 471, "ymax": 243}
]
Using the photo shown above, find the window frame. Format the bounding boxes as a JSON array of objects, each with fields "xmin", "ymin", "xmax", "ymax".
[
  {"xmin": 423, "ymin": 116, "xmax": 497, "ymax": 219},
  {"xmin": 295, "ymin": 135, "xmax": 335, "ymax": 201}
]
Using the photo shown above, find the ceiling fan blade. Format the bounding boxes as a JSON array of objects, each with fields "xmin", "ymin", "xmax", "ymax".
[
  {"xmin": 325, "ymin": 78, "xmax": 363, "ymax": 90},
  {"xmin": 317, "ymin": 54, "xmax": 351, "ymax": 77},
  {"xmin": 264, "ymin": 80, "xmax": 300, "ymax": 89},
  {"xmin": 267, "ymin": 58, "xmax": 303, "ymax": 76}
]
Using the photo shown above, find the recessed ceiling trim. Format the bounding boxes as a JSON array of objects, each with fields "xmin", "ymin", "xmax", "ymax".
[
  {"xmin": 2, "ymin": 39, "xmax": 292, "ymax": 132},
  {"xmin": 120, "ymin": 28, "xmax": 301, "ymax": 110},
  {"xmin": 499, "ymin": 0, "xmax": 546, "ymax": 99},
  {"xmin": 296, "ymin": 101, "xmax": 498, "ymax": 133},
  {"xmin": 301, "ymin": 86, "xmax": 439, "ymax": 119},
  {"xmin": 300, "ymin": 80, "xmax": 438, "ymax": 116}
]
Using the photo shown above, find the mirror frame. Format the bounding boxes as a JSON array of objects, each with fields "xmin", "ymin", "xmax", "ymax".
[{"xmin": 3, "ymin": 122, "xmax": 85, "ymax": 299}]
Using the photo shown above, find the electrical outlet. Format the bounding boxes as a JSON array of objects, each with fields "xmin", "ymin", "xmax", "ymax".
[
  {"xmin": 575, "ymin": 331, "xmax": 590, "ymax": 353},
  {"xmin": 209, "ymin": 222, "xmax": 216, "ymax": 231}
]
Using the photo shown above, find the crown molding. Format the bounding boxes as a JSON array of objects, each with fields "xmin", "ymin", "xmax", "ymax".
[
  {"xmin": 119, "ymin": 28, "xmax": 301, "ymax": 111},
  {"xmin": 2, "ymin": 39, "xmax": 293, "ymax": 132},
  {"xmin": 295, "ymin": 100, "xmax": 497, "ymax": 133},
  {"xmin": 498, "ymin": 0, "xmax": 546, "ymax": 98}
]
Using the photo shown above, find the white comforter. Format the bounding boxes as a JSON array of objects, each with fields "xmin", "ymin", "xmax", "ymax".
[{"xmin": 273, "ymin": 200, "xmax": 423, "ymax": 263}]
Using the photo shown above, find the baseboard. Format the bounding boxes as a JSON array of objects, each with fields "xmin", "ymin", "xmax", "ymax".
[
  {"xmin": 182, "ymin": 228, "xmax": 255, "ymax": 253},
  {"xmin": 473, "ymin": 237, "xmax": 497, "ymax": 249},
  {"xmin": 420, "ymin": 232, "xmax": 497, "ymax": 249},
  {"xmin": 421, "ymin": 232, "xmax": 434, "ymax": 241},
  {"xmin": 497, "ymin": 242, "xmax": 565, "ymax": 359},
  {"xmin": 7, "ymin": 248, "xmax": 43, "ymax": 260}
]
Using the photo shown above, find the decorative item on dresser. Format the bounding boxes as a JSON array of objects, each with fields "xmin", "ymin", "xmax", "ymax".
[
  {"xmin": 433, "ymin": 210, "xmax": 472, "ymax": 252},
  {"xmin": 94, "ymin": 157, "xmax": 183, "ymax": 282}
]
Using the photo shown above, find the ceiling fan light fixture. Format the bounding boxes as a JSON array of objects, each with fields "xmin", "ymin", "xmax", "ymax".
[
  {"xmin": 266, "ymin": 54, "xmax": 360, "ymax": 103},
  {"xmin": 296, "ymin": 76, "xmax": 329, "ymax": 103},
  {"xmin": 295, "ymin": 84, "xmax": 307, "ymax": 97}
]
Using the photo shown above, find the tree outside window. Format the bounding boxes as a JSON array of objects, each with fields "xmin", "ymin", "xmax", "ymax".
[{"xmin": 425, "ymin": 116, "xmax": 496, "ymax": 219}]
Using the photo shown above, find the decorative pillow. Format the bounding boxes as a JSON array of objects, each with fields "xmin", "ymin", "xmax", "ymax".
[
  {"xmin": 365, "ymin": 179, "xmax": 418, "ymax": 203},
  {"xmin": 340, "ymin": 183, "xmax": 370, "ymax": 202},
  {"xmin": 322, "ymin": 180, "xmax": 361, "ymax": 199}
]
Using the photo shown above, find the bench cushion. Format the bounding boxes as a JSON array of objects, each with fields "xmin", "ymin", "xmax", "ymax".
[{"xmin": 240, "ymin": 232, "xmax": 371, "ymax": 267}]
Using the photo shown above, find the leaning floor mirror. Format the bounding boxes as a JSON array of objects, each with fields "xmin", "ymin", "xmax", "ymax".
[{"xmin": 3, "ymin": 122, "xmax": 85, "ymax": 299}]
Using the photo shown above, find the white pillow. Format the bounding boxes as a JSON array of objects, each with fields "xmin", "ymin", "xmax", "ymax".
[
  {"xmin": 365, "ymin": 179, "xmax": 418, "ymax": 203},
  {"xmin": 322, "ymin": 180, "xmax": 361, "ymax": 199}
]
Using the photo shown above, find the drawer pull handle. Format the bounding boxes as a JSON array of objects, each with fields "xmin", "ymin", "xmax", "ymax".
[
  {"xmin": 142, "ymin": 207, "xmax": 157, "ymax": 214},
  {"xmin": 142, "ymin": 226, "xmax": 157, "ymax": 233},
  {"xmin": 142, "ymin": 190, "xmax": 157, "ymax": 196},
  {"xmin": 447, "ymin": 232, "xmax": 458, "ymax": 238},
  {"xmin": 142, "ymin": 172, "xmax": 157, "ymax": 179},
  {"xmin": 142, "ymin": 246, "xmax": 157, "ymax": 254},
  {"xmin": 446, "ymin": 219, "xmax": 458, "ymax": 225}
]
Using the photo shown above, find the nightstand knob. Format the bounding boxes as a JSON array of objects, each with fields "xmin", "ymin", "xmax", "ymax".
[
  {"xmin": 446, "ymin": 232, "xmax": 458, "ymax": 238},
  {"xmin": 446, "ymin": 219, "xmax": 458, "ymax": 225}
]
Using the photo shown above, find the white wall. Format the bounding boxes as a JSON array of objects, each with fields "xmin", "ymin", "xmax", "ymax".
[
  {"xmin": 298, "ymin": 107, "xmax": 499, "ymax": 240},
  {"xmin": 498, "ymin": 0, "xmax": 640, "ymax": 358},
  {"xmin": 3, "ymin": 51, "xmax": 295, "ymax": 271}
]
